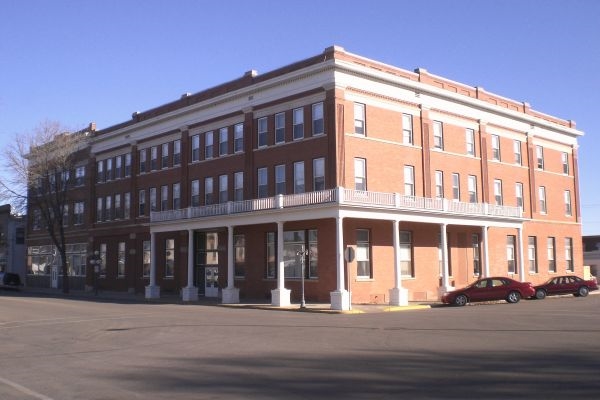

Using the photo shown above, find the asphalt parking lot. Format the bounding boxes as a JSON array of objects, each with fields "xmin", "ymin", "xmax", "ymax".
[{"xmin": 1, "ymin": 290, "xmax": 599, "ymax": 399}]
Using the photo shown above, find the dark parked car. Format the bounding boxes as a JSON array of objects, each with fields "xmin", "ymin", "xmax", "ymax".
[
  {"xmin": 442, "ymin": 277, "xmax": 535, "ymax": 306},
  {"xmin": 533, "ymin": 275, "xmax": 598, "ymax": 299},
  {"xmin": 0, "ymin": 272, "xmax": 22, "ymax": 290}
]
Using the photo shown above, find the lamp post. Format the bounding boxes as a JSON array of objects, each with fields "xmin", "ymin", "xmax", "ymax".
[
  {"xmin": 89, "ymin": 250, "xmax": 101, "ymax": 296},
  {"xmin": 296, "ymin": 247, "xmax": 312, "ymax": 309}
]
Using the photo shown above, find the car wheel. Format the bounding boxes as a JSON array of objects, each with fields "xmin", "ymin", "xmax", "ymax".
[
  {"xmin": 507, "ymin": 291, "xmax": 521, "ymax": 303},
  {"xmin": 577, "ymin": 286, "xmax": 589, "ymax": 297},
  {"xmin": 535, "ymin": 289, "xmax": 546, "ymax": 300},
  {"xmin": 453, "ymin": 294, "xmax": 468, "ymax": 306}
]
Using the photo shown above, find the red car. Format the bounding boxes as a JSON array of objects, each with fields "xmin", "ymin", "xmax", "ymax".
[
  {"xmin": 442, "ymin": 277, "xmax": 535, "ymax": 306},
  {"xmin": 533, "ymin": 275, "xmax": 598, "ymax": 299}
]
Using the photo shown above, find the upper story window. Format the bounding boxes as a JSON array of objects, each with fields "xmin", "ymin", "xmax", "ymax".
[
  {"xmin": 466, "ymin": 128, "xmax": 475, "ymax": 156},
  {"xmin": 539, "ymin": 186, "xmax": 547, "ymax": 214},
  {"xmin": 403, "ymin": 165, "xmax": 415, "ymax": 196},
  {"xmin": 205, "ymin": 177, "xmax": 214, "ymax": 205},
  {"xmin": 150, "ymin": 146, "xmax": 158, "ymax": 171},
  {"xmin": 435, "ymin": 170, "xmax": 444, "ymax": 199},
  {"xmin": 433, "ymin": 121, "xmax": 444, "ymax": 150},
  {"xmin": 312, "ymin": 102, "xmax": 324, "ymax": 136},
  {"xmin": 494, "ymin": 179, "xmax": 503, "ymax": 206},
  {"xmin": 562, "ymin": 152, "xmax": 569, "ymax": 175},
  {"xmin": 564, "ymin": 190, "xmax": 572, "ymax": 216},
  {"xmin": 149, "ymin": 187, "xmax": 157, "ymax": 212},
  {"xmin": 234, "ymin": 172, "xmax": 244, "ymax": 202},
  {"xmin": 258, "ymin": 117, "xmax": 268, "ymax": 148},
  {"xmin": 354, "ymin": 103, "xmax": 365, "ymax": 136},
  {"xmin": 74, "ymin": 201, "xmax": 84, "ymax": 225},
  {"xmin": 234, "ymin": 123, "xmax": 244, "ymax": 153},
  {"xmin": 161, "ymin": 185, "xmax": 168, "ymax": 211},
  {"xmin": 452, "ymin": 173, "xmax": 460, "ymax": 201},
  {"xmin": 219, "ymin": 127, "xmax": 228, "ymax": 156},
  {"xmin": 468, "ymin": 175, "xmax": 477, "ymax": 203},
  {"xmin": 75, "ymin": 166, "xmax": 85, "ymax": 186},
  {"xmin": 516, "ymin": 182, "xmax": 524, "ymax": 210},
  {"xmin": 275, "ymin": 113, "xmax": 285, "ymax": 144},
  {"xmin": 219, "ymin": 175, "xmax": 228, "ymax": 203},
  {"xmin": 257, "ymin": 167, "xmax": 268, "ymax": 198},
  {"xmin": 514, "ymin": 140, "xmax": 522, "ymax": 165},
  {"xmin": 139, "ymin": 189, "xmax": 146, "ymax": 216},
  {"xmin": 536, "ymin": 145, "xmax": 544, "ymax": 170},
  {"xmin": 191, "ymin": 180, "xmax": 200, "ymax": 207},
  {"xmin": 402, "ymin": 114, "xmax": 413, "ymax": 145},
  {"xmin": 191, "ymin": 134, "xmax": 200, "ymax": 162},
  {"xmin": 275, "ymin": 164, "xmax": 286, "ymax": 195},
  {"xmin": 313, "ymin": 158, "xmax": 325, "ymax": 191},
  {"xmin": 115, "ymin": 156, "xmax": 122, "ymax": 179},
  {"xmin": 173, "ymin": 140, "xmax": 181, "ymax": 166},
  {"xmin": 125, "ymin": 153, "xmax": 132, "ymax": 177},
  {"xmin": 293, "ymin": 108, "xmax": 304, "ymax": 140},
  {"xmin": 205, "ymin": 131, "xmax": 214, "ymax": 159},
  {"xmin": 491, "ymin": 135, "xmax": 501, "ymax": 161},
  {"xmin": 96, "ymin": 160, "xmax": 104, "ymax": 183},
  {"xmin": 106, "ymin": 158, "xmax": 113, "ymax": 181},
  {"xmin": 294, "ymin": 161, "xmax": 305, "ymax": 194},
  {"xmin": 139, "ymin": 149, "xmax": 147, "ymax": 173},
  {"xmin": 161, "ymin": 143, "xmax": 169, "ymax": 169},
  {"xmin": 354, "ymin": 158, "xmax": 366, "ymax": 191}
]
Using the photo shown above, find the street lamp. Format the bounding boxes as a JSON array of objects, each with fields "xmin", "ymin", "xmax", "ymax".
[
  {"xmin": 89, "ymin": 250, "xmax": 101, "ymax": 296},
  {"xmin": 296, "ymin": 247, "xmax": 312, "ymax": 309}
]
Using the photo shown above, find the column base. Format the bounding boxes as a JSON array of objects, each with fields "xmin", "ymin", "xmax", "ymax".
[
  {"xmin": 330, "ymin": 289, "xmax": 351, "ymax": 311},
  {"xmin": 221, "ymin": 287, "xmax": 240, "ymax": 304},
  {"xmin": 271, "ymin": 288, "xmax": 291, "ymax": 307},
  {"xmin": 389, "ymin": 287, "xmax": 409, "ymax": 306},
  {"xmin": 182, "ymin": 286, "xmax": 199, "ymax": 302},
  {"xmin": 145, "ymin": 285, "xmax": 160, "ymax": 299}
]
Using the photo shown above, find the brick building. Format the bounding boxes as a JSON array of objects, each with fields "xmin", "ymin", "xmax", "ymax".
[{"xmin": 26, "ymin": 46, "xmax": 583, "ymax": 310}]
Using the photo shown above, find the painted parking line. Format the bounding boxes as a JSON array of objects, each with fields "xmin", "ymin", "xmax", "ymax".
[{"xmin": 0, "ymin": 376, "xmax": 54, "ymax": 400}]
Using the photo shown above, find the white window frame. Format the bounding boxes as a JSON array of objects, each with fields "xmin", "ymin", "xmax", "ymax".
[
  {"xmin": 312, "ymin": 102, "xmax": 324, "ymax": 136},
  {"xmin": 491, "ymin": 134, "xmax": 501, "ymax": 161},
  {"xmin": 234, "ymin": 172, "xmax": 244, "ymax": 202},
  {"xmin": 433, "ymin": 121, "xmax": 444, "ymax": 150},
  {"xmin": 403, "ymin": 165, "xmax": 415, "ymax": 196},
  {"xmin": 466, "ymin": 128, "xmax": 475, "ymax": 156},
  {"xmin": 275, "ymin": 112, "xmax": 285, "ymax": 144},
  {"xmin": 275, "ymin": 164, "xmax": 286, "ymax": 195},
  {"xmin": 294, "ymin": 161, "xmax": 305, "ymax": 194},
  {"xmin": 205, "ymin": 131, "xmax": 214, "ymax": 159},
  {"xmin": 494, "ymin": 179, "xmax": 503, "ymax": 206},
  {"xmin": 468, "ymin": 175, "xmax": 477, "ymax": 203},
  {"xmin": 402, "ymin": 113, "xmax": 413, "ymax": 145},
  {"xmin": 435, "ymin": 170, "xmax": 444, "ymax": 199},
  {"xmin": 234, "ymin": 123, "xmax": 244, "ymax": 153},
  {"xmin": 313, "ymin": 157, "xmax": 325, "ymax": 191},
  {"xmin": 257, "ymin": 167, "xmax": 268, "ymax": 198},
  {"xmin": 293, "ymin": 108, "xmax": 304, "ymax": 140},
  {"xmin": 219, "ymin": 174, "xmax": 228, "ymax": 203},
  {"xmin": 354, "ymin": 158, "xmax": 366, "ymax": 191},
  {"xmin": 539, "ymin": 186, "xmax": 547, "ymax": 214},
  {"xmin": 219, "ymin": 127, "xmax": 228, "ymax": 156},
  {"xmin": 354, "ymin": 103, "xmax": 365, "ymax": 136}
]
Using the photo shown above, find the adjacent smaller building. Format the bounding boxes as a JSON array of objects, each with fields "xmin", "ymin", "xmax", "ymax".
[
  {"xmin": 583, "ymin": 235, "xmax": 600, "ymax": 278},
  {"xmin": 0, "ymin": 204, "xmax": 27, "ymax": 281}
]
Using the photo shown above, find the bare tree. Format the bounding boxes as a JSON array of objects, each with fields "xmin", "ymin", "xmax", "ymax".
[{"xmin": 0, "ymin": 120, "xmax": 93, "ymax": 293}]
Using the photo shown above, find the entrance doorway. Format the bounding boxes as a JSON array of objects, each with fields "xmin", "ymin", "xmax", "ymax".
[{"xmin": 194, "ymin": 231, "xmax": 220, "ymax": 298}]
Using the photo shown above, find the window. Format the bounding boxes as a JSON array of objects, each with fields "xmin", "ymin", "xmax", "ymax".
[
  {"xmin": 565, "ymin": 237, "xmax": 573, "ymax": 272},
  {"xmin": 400, "ymin": 231, "xmax": 413, "ymax": 277},
  {"xmin": 547, "ymin": 237, "xmax": 556, "ymax": 273},
  {"xmin": 219, "ymin": 175, "xmax": 228, "ymax": 203},
  {"xmin": 494, "ymin": 179, "xmax": 503, "ymax": 206},
  {"xmin": 507, "ymin": 235, "xmax": 516, "ymax": 274},
  {"xmin": 514, "ymin": 140, "xmax": 522, "ymax": 165},
  {"xmin": 356, "ymin": 229, "xmax": 371, "ymax": 278},
  {"xmin": 293, "ymin": 107, "xmax": 304, "ymax": 140},
  {"xmin": 472, "ymin": 234, "xmax": 480, "ymax": 276},
  {"xmin": 491, "ymin": 135, "xmax": 501, "ymax": 161},
  {"xmin": 466, "ymin": 128, "xmax": 475, "ymax": 156},
  {"xmin": 74, "ymin": 201, "xmax": 84, "ymax": 225},
  {"xmin": 234, "ymin": 234, "xmax": 245, "ymax": 278},
  {"xmin": 96, "ymin": 160, "xmax": 104, "ymax": 183},
  {"xmin": 97, "ymin": 198, "xmax": 104, "ymax": 222},
  {"xmin": 528, "ymin": 236, "xmax": 538, "ymax": 273},
  {"xmin": 105, "ymin": 196, "xmax": 112, "ymax": 221},
  {"xmin": 165, "ymin": 239, "xmax": 175, "ymax": 278},
  {"xmin": 258, "ymin": 118, "xmax": 268, "ymax": 148},
  {"xmin": 452, "ymin": 173, "xmax": 460, "ymax": 201},
  {"xmin": 139, "ymin": 149, "xmax": 147, "ymax": 173},
  {"xmin": 173, "ymin": 183, "xmax": 181, "ymax": 209},
  {"xmin": 275, "ymin": 113, "xmax": 285, "ymax": 144},
  {"xmin": 205, "ymin": 131, "xmax": 214, "ymax": 159},
  {"xmin": 62, "ymin": 204, "xmax": 69, "ymax": 226},
  {"xmin": 536, "ymin": 145, "xmax": 544, "ymax": 170},
  {"xmin": 234, "ymin": 123, "xmax": 244, "ymax": 153},
  {"xmin": 191, "ymin": 180, "xmax": 200, "ymax": 207},
  {"xmin": 313, "ymin": 158, "xmax": 325, "ymax": 191},
  {"xmin": 33, "ymin": 209, "xmax": 41, "ymax": 230},
  {"xmin": 139, "ymin": 189, "xmax": 146, "ymax": 216},
  {"xmin": 99, "ymin": 243, "xmax": 107, "ymax": 277},
  {"xmin": 516, "ymin": 183, "xmax": 524, "ymax": 210},
  {"xmin": 539, "ymin": 186, "xmax": 547, "ymax": 214},
  {"xmin": 106, "ymin": 158, "xmax": 113, "ymax": 181},
  {"xmin": 114, "ymin": 193, "xmax": 122, "ymax": 219},
  {"xmin": 191, "ymin": 134, "xmax": 200, "ymax": 162},
  {"xmin": 234, "ymin": 172, "xmax": 244, "ymax": 202},
  {"xmin": 219, "ymin": 127, "xmax": 228, "ymax": 156},
  {"xmin": 124, "ymin": 153, "xmax": 132, "ymax": 177},
  {"xmin": 205, "ymin": 177, "xmax": 213, "ymax": 205},
  {"xmin": 468, "ymin": 175, "xmax": 477, "ymax": 203},
  {"xmin": 124, "ymin": 192, "xmax": 130, "ymax": 219},
  {"xmin": 404, "ymin": 165, "xmax": 415, "ymax": 196},
  {"xmin": 275, "ymin": 164, "xmax": 286, "ymax": 195},
  {"xmin": 354, "ymin": 158, "xmax": 366, "ymax": 191},
  {"xmin": 160, "ymin": 185, "xmax": 168, "ymax": 211},
  {"xmin": 433, "ymin": 121, "xmax": 444, "ymax": 150},
  {"xmin": 402, "ymin": 114, "xmax": 413, "ymax": 145},
  {"xmin": 564, "ymin": 190, "xmax": 572, "ymax": 216},
  {"xmin": 435, "ymin": 171, "xmax": 444, "ymax": 199},
  {"xmin": 266, "ymin": 232, "xmax": 276, "ymax": 279},
  {"xmin": 142, "ymin": 241, "xmax": 150, "ymax": 278},
  {"xmin": 283, "ymin": 230, "xmax": 318, "ymax": 279},
  {"xmin": 257, "ymin": 168, "xmax": 268, "ymax": 198},
  {"xmin": 312, "ymin": 102, "xmax": 324, "ymax": 136},
  {"xmin": 354, "ymin": 103, "xmax": 365, "ymax": 135},
  {"xmin": 117, "ymin": 242, "xmax": 126, "ymax": 278},
  {"xmin": 173, "ymin": 140, "xmax": 181, "ymax": 166},
  {"xmin": 161, "ymin": 143, "xmax": 169, "ymax": 169},
  {"xmin": 150, "ymin": 187, "xmax": 157, "ymax": 212},
  {"xmin": 150, "ymin": 146, "xmax": 158, "ymax": 171},
  {"xmin": 294, "ymin": 161, "xmax": 305, "ymax": 194},
  {"xmin": 75, "ymin": 166, "xmax": 85, "ymax": 186},
  {"xmin": 562, "ymin": 152, "xmax": 569, "ymax": 175}
]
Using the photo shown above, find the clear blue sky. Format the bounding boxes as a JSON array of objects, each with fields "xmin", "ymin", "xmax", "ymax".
[{"xmin": 1, "ymin": 0, "xmax": 599, "ymax": 233}]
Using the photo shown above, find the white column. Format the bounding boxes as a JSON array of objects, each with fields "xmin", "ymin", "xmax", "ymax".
[
  {"xmin": 145, "ymin": 232, "xmax": 160, "ymax": 298},
  {"xmin": 482, "ymin": 225, "xmax": 490, "ymax": 277},
  {"xmin": 438, "ymin": 223, "xmax": 454, "ymax": 296},
  {"xmin": 182, "ymin": 229, "xmax": 198, "ymax": 301},
  {"xmin": 517, "ymin": 226, "xmax": 525, "ymax": 281},
  {"xmin": 389, "ymin": 219, "xmax": 408, "ymax": 306},
  {"xmin": 271, "ymin": 221, "xmax": 291, "ymax": 306},
  {"xmin": 330, "ymin": 216, "xmax": 350, "ymax": 311},
  {"xmin": 222, "ymin": 225, "xmax": 240, "ymax": 304}
]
